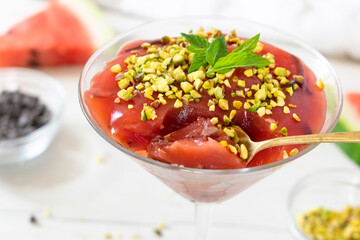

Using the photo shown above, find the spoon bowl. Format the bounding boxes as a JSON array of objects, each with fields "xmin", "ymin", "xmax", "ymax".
[{"xmin": 232, "ymin": 125, "xmax": 360, "ymax": 165}]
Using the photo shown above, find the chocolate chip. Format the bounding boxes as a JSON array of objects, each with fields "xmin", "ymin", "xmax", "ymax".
[{"xmin": 29, "ymin": 215, "xmax": 38, "ymax": 225}]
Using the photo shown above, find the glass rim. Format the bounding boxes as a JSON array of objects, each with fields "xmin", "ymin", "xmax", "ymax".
[{"xmin": 79, "ymin": 15, "xmax": 343, "ymax": 175}]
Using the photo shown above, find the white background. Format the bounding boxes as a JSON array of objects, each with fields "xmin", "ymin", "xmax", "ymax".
[{"xmin": 0, "ymin": 0, "xmax": 359, "ymax": 239}]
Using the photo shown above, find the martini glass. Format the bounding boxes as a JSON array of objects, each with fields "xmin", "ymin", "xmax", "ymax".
[{"xmin": 79, "ymin": 17, "xmax": 342, "ymax": 240}]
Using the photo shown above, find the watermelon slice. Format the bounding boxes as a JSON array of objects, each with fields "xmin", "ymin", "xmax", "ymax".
[
  {"xmin": 0, "ymin": 0, "xmax": 114, "ymax": 67},
  {"xmin": 333, "ymin": 92, "xmax": 360, "ymax": 165}
]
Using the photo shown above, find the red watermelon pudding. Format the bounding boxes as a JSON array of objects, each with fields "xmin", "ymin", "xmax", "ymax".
[
  {"xmin": 84, "ymin": 28, "xmax": 327, "ymax": 169},
  {"xmin": 0, "ymin": 0, "xmax": 114, "ymax": 67}
]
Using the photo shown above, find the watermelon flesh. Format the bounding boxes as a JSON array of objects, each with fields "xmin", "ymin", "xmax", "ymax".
[
  {"xmin": 0, "ymin": 0, "xmax": 114, "ymax": 67},
  {"xmin": 334, "ymin": 92, "xmax": 360, "ymax": 165}
]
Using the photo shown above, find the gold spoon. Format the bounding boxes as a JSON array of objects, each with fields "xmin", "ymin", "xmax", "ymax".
[{"xmin": 232, "ymin": 126, "xmax": 360, "ymax": 165}]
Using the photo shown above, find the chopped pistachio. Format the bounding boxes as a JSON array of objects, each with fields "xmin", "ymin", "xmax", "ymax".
[
  {"xmin": 174, "ymin": 99, "xmax": 183, "ymax": 108},
  {"xmin": 293, "ymin": 83, "xmax": 300, "ymax": 90},
  {"xmin": 141, "ymin": 42, "xmax": 151, "ymax": 48},
  {"xmin": 180, "ymin": 82, "xmax": 193, "ymax": 93},
  {"xmin": 277, "ymin": 96, "xmax": 285, "ymax": 107},
  {"xmin": 293, "ymin": 75, "xmax": 304, "ymax": 84},
  {"xmin": 257, "ymin": 106, "xmax": 266, "ymax": 117},
  {"xmin": 190, "ymin": 90, "xmax": 202, "ymax": 99},
  {"xmin": 218, "ymin": 99, "xmax": 229, "ymax": 110},
  {"xmin": 284, "ymin": 106, "xmax": 290, "ymax": 114},
  {"xmin": 194, "ymin": 79, "xmax": 203, "ymax": 90},
  {"xmin": 273, "ymin": 90, "xmax": 286, "ymax": 99},
  {"xmin": 118, "ymin": 79, "xmax": 130, "ymax": 89},
  {"xmin": 251, "ymin": 84, "xmax": 259, "ymax": 91},
  {"xmin": 173, "ymin": 67, "xmax": 187, "ymax": 82},
  {"xmin": 228, "ymin": 145, "xmax": 238, "ymax": 154},
  {"xmin": 274, "ymin": 67, "xmax": 288, "ymax": 77},
  {"xmin": 240, "ymin": 144, "xmax": 248, "ymax": 160},
  {"xmin": 293, "ymin": 113, "xmax": 301, "ymax": 122},
  {"xmin": 210, "ymin": 117, "xmax": 219, "ymax": 125},
  {"xmin": 128, "ymin": 104, "xmax": 134, "ymax": 109},
  {"xmin": 270, "ymin": 99, "xmax": 277, "ymax": 108},
  {"xmin": 270, "ymin": 123, "xmax": 277, "ymax": 131},
  {"xmin": 110, "ymin": 64, "xmax": 122, "ymax": 73},
  {"xmin": 147, "ymin": 45, "xmax": 157, "ymax": 53},
  {"xmin": 202, "ymin": 80, "xmax": 213, "ymax": 89},
  {"xmin": 161, "ymin": 57, "xmax": 172, "ymax": 69},
  {"xmin": 214, "ymin": 86, "xmax": 224, "ymax": 99},
  {"xmin": 141, "ymin": 104, "xmax": 157, "ymax": 121},
  {"xmin": 220, "ymin": 141, "xmax": 228, "ymax": 147},
  {"xmin": 229, "ymin": 110, "xmax": 237, "ymax": 120},
  {"xmin": 224, "ymin": 127, "xmax": 235, "ymax": 138},
  {"xmin": 225, "ymin": 68, "xmax": 235, "ymax": 78},
  {"xmin": 253, "ymin": 42, "xmax": 263, "ymax": 53},
  {"xmin": 224, "ymin": 79, "xmax": 231, "ymax": 88},
  {"xmin": 289, "ymin": 148, "xmax": 299, "ymax": 156},
  {"xmin": 233, "ymin": 100, "xmax": 243, "ymax": 110},
  {"xmin": 223, "ymin": 115, "xmax": 231, "ymax": 123},
  {"xmin": 283, "ymin": 150, "xmax": 289, "ymax": 159},
  {"xmin": 244, "ymin": 69, "xmax": 253, "ymax": 77},
  {"xmin": 265, "ymin": 109, "xmax": 272, "ymax": 115},
  {"xmin": 288, "ymin": 104, "xmax": 297, "ymax": 108},
  {"xmin": 279, "ymin": 127, "xmax": 288, "ymax": 136},
  {"xmin": 316, "ymin": 78, "xmax": 325, "ymax": 90},
  {"xmin": 237, "ymin": 80, "xmax": 246, "ymax": 88},
  {"xmin": 117, "ymin": 89, "xmax": 133, "ymax": 101},
  {"xmin": 153, "ymin": 77, "xmax": 169, "ymax": 92},
  {"xmin": 286, "ymin": 87, "xmax": 294, "ymax": 96},
  {"xmin": 236, "ymin": 90, "xmax": 245, "ymax": 97},
  {"xmin": 159, "ymin": 50, "xmax": 170, "ymax": 60},
  {"xmin": 248, "ymin": 101, "xmax": 261, "ymax": 112},
  {"xmin": 144, "ymin": 87, "xmax": 154, "ymax": 100},
  {"xmin": 175, "ymin": 90, "xmax": 183, "ymax": 99},
  {"xmin": 173, "ymin": 54, "xmax": 184, "ymax": 65}
]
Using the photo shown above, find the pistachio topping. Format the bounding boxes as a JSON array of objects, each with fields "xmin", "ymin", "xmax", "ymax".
[
  {"xmin": 297, "ymin": 205, "xmax": 360, "ymax": 240},
  {"xmin": 316, "ymin": 78, "xmax": 325, "ymax": 90},
  {"xmin": 279, "ymin": 127, "xmax": 288, "ymax": 136}
]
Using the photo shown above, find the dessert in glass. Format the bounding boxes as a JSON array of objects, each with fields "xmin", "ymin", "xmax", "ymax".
[{"xmin": 79, "ymin": 17, "xmax": 342, "ymax": 239}]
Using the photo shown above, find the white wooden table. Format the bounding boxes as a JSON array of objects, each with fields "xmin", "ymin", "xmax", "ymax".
[{"xmin": 0, "ymin": 1, "xmax": 359, "ymax": 239}]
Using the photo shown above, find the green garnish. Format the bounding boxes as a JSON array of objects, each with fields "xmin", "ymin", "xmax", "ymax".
[
  {"xmin": 248, "ymin": 101, "xmax": 261, "ymax": 112},
  {"xmin": 181, "ymin": 33, "xmax": 271, "ymax": 75}
]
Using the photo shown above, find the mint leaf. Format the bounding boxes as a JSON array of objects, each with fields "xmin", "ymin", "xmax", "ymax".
[
  {"xmin": 233, "ymin": 33, "xmax": 260, "ymax": 53},
  {"xmin": 181, "ymin": 33, "xmax": 209, "ymax": 50},
  {"xmin": 187, "ymin": 45, "xmax": 206, "ymax": 53},
  {"xmin": 248, "ymin": 101, "xmax": 261, "ymax": 112},
  {"xmin": 206, "ymin": 36, "xmax": 228, "ymax": 66},
  {"xmin": 208, "ymin": 52, "xmax": 271, "ymax": 74},
  {"xmin": 188, "ymin": 51, "xmax": 207, "ymax": 73}
]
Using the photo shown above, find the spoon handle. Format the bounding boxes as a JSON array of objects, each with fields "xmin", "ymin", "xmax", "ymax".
[{"xmin": 258, "ymin": 131, "xmax": 360, "ymax": 152}]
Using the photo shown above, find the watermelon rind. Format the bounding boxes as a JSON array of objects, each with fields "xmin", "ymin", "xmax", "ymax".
[
  {"xmin": 333, "ymin": 94, "xmax": 360, "ymax": 166},
  {"xmin": 58, "ymin": 0, "xmax": 115, "ymax": 48}
]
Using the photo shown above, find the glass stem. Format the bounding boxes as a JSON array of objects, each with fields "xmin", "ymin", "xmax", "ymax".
[{"xmin": 194, "ymin": 202, "xmax": 214, "ymax": 240}]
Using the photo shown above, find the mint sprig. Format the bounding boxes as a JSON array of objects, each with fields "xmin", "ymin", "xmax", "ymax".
[
  {"xmin": 181, "ymin": 32, "xmax": 270, "ymax": 74},
  {"xmin": 206, "ymin": 36, "xmax": 228, "ymax": 66}
]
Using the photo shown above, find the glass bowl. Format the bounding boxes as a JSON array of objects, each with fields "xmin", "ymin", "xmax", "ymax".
[
  {"xmin": 79, "ymin": 16, "xmax": 343, "ymax": 203},
  {"xmin": 0, "ymin": 68, "xmax": 65, "ymax": 165},
  {"xmin": 288, "ymin": 168, "xmax": 360, "ymax": 240}
]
